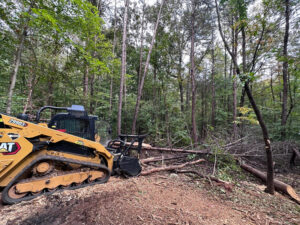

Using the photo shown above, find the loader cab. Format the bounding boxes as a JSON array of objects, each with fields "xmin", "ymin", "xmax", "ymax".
[{"xmin": 37, "ymin": 105, "xmax": 97, "ymax": 141}]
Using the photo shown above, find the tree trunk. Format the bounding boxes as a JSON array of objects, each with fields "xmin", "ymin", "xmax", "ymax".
[
  {"xmin": 270, "ymin": 70, "xmax": 275, "ymax": 103},
  {"xmin": 281, "ymin": 0, "xmax": 290, "ymax": 138},
  {"xmin": 223, "ymin": 48, "xmax": 228, "ymax": 113},
  {"xmin": 23, "ymin": 71, "xmax": 35, "ymax": 114},
  {"xmin": 239, "ymin": 26, "xmax": 246, "ymax": 108},
  {"xmin": 131, "ymin": 0, "xmax": 165, "ymax": 134},
  {"xmin": 83, "ymin": 62, "xmax": 89, "ymax": 107},
  {"xmin": 89, "ymin": 73, "xmax": 95, "ymax": 114},
  {"xmin": 215, "ymin": 0, "xmax": 275, "ymax": 194},
  {"xmin": 178, "ymin": 43, "xmax": 184, "ymax": 113},
  {"xmin": 47, "ymin": 79, "xmax": 54, "ymax": 106},
  {"xmin": 137, "ymin": 0, "xmax": 145, "ymax": 90},
  {"xmin": 186, "ymin": 74, "xmax": 190, "ymax": 111},
  {"xmin": 244, "ymin": 82, "xmax": 274, "ymax": 194},
  {"xmin": 6, "ymin": 27, "xmax": 27, "ymax": 114},
  {"xmin": 201, "ymin": 70, "xmax": 207, "ymax": 139},
  {"xmin": 23, "ymin": 44, "xmax": 38, "ymax": 114},
  {"xmin": 232, "ymin": 17, "xmax": 238, "ymax": 139},
  {"xmin": 211, "ymin": 38, "xmax": 216, "ymax": 127},
  {"xmin": 117, "ymin": 0, "xmax": 129, "ymax": 135},
  {"xmin": 190, "ymin": 1, "xmax": 198, "ymax": 146},
  {"xmin": 109, "ymin": 0, "xmax": 118, "ymax": 117}
]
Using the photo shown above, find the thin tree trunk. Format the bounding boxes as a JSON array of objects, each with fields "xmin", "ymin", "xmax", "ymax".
[
  {"xmin": 23, "ymin": 71, "xmax": 35, "ymax": 114},
  {"xmin": 201, "ymin": 72, "xmax": 207, "ymax": 139},
  {"xmin": 6, "ymin": 27, "xmax": 27, "ymax": 114},
  {"xmin": 190, "ymin": 1, "xmax": 198, "ymax": 146},
  {"xmin": 239, "ymin": 26, "xmax": 246, "ymax": 108},
  {"xmin": 270, "ymin": 70, "xmax": 275, "ymax": 103},
  {"xmin": 186, "ymin": 74, "xmax": 190, "ymax": 110},
  {"xmin": 178, "ymin": 42, "xmax": 184, "ymax": 113},
  {"xmin": 232, "ymin": 17, "xmax": 238, "ymax": 139},
  {"xmin": 286, "ymin": 70, "xmax": 294, "ymax": 121},
  {"xmin": 281, "ymin": 0, "xmax": 290, "ymax": 137},
  {"xmin": 215, "ymin": 0, "xmax": 274, "ymax": 194},
  {"xmin": 211, "ymin": 36, "xmax": 216, "ymax": 127},
  {"xmin": 224, "ymin": 48, "xmax": 227, "ymax": 111},
  {"xmin": 131, "ymin": 0, "xmax": 165, "ymax": 134},
  {"xmin": 109, "ymin": 0, "xmax": 118, "ymax": 117},
  {"xmin": 89, "ymin": 73, "xmax": 95, "ymax": 114},
  {"xmin": 47, "ymin": 79, "xmax": 54, "ymax": 106},
  {"xmin": 23, "ymin": 43, "xmax": 38, "ymax": 114},
  {"xmin": 117, "ymin": 0, "xmax": 129, "ymax": 135},
  {"xmin": 83, "ymin": 62, "xmax": 89, "ymax": 107},
  {"xmin": 137, "ymin": 0, "xmax": 146, "ymax": 89}
]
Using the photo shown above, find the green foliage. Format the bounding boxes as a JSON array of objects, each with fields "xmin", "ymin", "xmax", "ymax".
[
  {"xmin": 236, "ymin": 107, "xmax": 259, "ymax": 125},
  {"xmin": 0, "ymin": 0, "xmax": 299, "ymax": 146}
]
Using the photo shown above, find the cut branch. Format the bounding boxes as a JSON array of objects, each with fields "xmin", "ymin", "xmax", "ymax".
[
  {"xmin": 140, "ymin": 155, "xmax": 188, "ymax": 164},
  {"xmin": 140, "ymin": 159, "xmax": 205, "ymax": 176},
  {"xmin": 146, "ymin": 146, "xmax": 209, "ymax": 154}
]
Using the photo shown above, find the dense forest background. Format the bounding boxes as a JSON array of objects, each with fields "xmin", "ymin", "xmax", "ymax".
[{"xmin": 0, "ymin": 0, "xmax": 299, "ymax": 147}]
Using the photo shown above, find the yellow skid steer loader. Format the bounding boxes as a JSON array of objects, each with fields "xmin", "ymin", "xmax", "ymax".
[{"xmin": 0, "ymin": 105, "xmax": 145, "ymax": 204}]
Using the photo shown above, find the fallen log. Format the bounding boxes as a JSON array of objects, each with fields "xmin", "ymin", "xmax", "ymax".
[
  {"xmin": 140, "ymin": 159, "xmax": 205, "ymax": 176},
  {"xmin": 140, "ymin": 155, "xmax": 188, "ymax": 163},
  {"xmin": 112, "ymin": 142, "xmax": 210, "ymax": 154},
  {"xmin": 240, "ymin": 162, "xmax": 300, "ymax": 204},
  {"xmin": 146, "ymin": 146, "xmax": 209, "ymax": 154}
]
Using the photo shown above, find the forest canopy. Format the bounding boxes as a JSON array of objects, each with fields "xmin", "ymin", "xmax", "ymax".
[{"xmin": 0, "ymin": 0, "xmax": 299, "ymax": 145}]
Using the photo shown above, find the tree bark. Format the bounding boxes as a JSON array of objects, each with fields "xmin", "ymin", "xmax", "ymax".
[
  {"xmin": 281, "ymin": 0, "xmax": 290, "ymax": 138},
  {"xmin": 117, "ymin": 0, "xmax": 129, "ymax": 135},
  {"xmin": 131, "ymin": 0, "xmax": 165, "ymax": 134}
]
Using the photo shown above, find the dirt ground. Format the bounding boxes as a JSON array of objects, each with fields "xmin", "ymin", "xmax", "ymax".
[{"xmin": 0, "ymin": 172, "xmax": 299, "ymax": 225}]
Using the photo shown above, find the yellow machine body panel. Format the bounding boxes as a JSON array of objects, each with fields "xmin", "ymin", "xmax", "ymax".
[{"xmin": 0, "ymin": 114, "xmax": 113, "ymax": 189}]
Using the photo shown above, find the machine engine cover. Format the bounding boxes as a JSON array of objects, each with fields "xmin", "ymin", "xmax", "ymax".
[{"xmin": 119, "ymin": 156, "xmax": 141, "ymax": 177}]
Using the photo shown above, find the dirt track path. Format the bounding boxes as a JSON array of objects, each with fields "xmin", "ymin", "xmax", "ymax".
[
  {"xmin": 0, "ymin": 175, "xmax": 299, "ymax": 225},
  {"xmin": 0, "ymin": 176, "xmax": 249, "ymax": 225}
]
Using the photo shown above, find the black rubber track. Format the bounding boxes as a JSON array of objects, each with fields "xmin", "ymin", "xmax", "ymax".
[{"xmin": 2, "ymin": 155, "xmax": 110, "ymax": 205}]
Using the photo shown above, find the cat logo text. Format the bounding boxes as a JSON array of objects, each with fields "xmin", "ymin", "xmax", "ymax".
[{"xmin": 0, "ymin": 142, "xmax": 21, "ymax": 155}]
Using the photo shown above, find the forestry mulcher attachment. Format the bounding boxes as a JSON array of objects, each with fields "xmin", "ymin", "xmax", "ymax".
[{"xmin": 0, "ymin": 105, "xmax": 145, "ymax": 204}]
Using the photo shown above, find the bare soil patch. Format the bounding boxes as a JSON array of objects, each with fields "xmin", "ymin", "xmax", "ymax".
[{"xmin": 0, "ymin": 172, "xmax": 299, "ymax": 225}]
